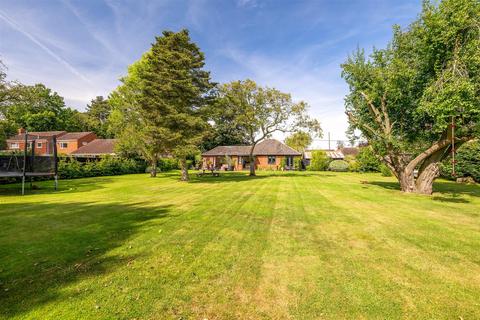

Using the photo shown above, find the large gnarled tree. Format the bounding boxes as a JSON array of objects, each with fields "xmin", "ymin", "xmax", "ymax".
[
  {"xmin": 342, "ymin": 0, "xmax": 480, "ymax": 194},
  {"xmin": 217, "ymin": 79, "xmax": 322, "ymax": 176}
]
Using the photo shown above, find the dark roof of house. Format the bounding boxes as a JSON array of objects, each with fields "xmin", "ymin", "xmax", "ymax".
[
  {"xmin": 304, "ymin": 150, "xmax": 344, "ymax": 159},
  {"xmin": 340, "ymin": 147, "xmax": 359, "ymax": 156},
  {"xmin": 57, "ymin": 132, "xmax": 95, "ymax": 140},
  {"xmin": 202, "ymin": 139, "xmax": 301, "ymax": 156},
  {"xmin": 71, "ymin": 139, "xmax": 117, "ymax": 155},
  {"xmin": 6, "ymin": 131, "xmax": 67, "ymax": 141}
]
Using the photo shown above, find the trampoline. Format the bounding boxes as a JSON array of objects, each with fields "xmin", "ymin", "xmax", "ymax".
[{"xmin": 0, "ymin": 131, "xmax": 58, "ymax": 195}]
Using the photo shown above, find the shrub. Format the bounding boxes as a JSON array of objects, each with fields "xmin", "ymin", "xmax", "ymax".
[
  {"xmin": 380, "ymin": 164, "xmax": 393, "ymax": 177},
  {"xmin": 440, "ymin": 141, "xmax": 480, "ymax": 182},
  {"xmin": 348, "ymin": 159, "xmax": 360, "ymax": 172},
  {"xmin": 59, "ymin": 157, "xmax": 145, "ymax": 179},
  {"xmin": 328, "ymin": 160, "xmax": 349, "ymax": 172},
  {"xmin": 356, "ymin": 147, "xmax": 381, "ymax": 172},
  {"xmin": 309, "ymin": 150, "xmax": 330, "ymax": 171},
  {"xmin": 280, "ymin": 157, "xmax": 287, "ymax": 170},
  {"xmin": 294, "ymin": 158, "xmax": 302, "ymax": 171}
]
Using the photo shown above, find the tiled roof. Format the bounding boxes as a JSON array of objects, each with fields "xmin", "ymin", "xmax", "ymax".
[
  {"xmin": 57, "ymin": 132, "xmax": 95, "ymax": 140},
  {"xmin": 202, "ymin": 139, "xmax": 301, "ymax": 156},
  {"xmin": 340, "ymin": 147, "xmax": 359, "ymax": 156},
  {"xmin": 304, "ymin": 150, "xmax": 345, "ymax": 159},
  {"xmin": 71, "ymin": 139, "xmax": 117, "ymax": 155},
  {"xmin": 7, "ymin": 131, "xmax": 66, "ymax": 141}
]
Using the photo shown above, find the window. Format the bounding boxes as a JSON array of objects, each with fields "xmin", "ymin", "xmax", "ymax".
[
  {"xmin": 10, "ymin": 143, "xmax": 19, "ymax": 149},
  {"xmin": 60, "ymin": 142, "xmax": 68, "ymax": 149},
  {"xmin": 238, "ymin": 157, "xmax": 242, "ymax": 164},
  {"xmin": 268, "ymin": 156, "xmax": 276, "ymax": 165},
  {"xmin": 286, "ymin": 156, "xmax": 293, "ymax": 166},
  {"xmin": 37, "ymin": 142, "xmax": 43, "ymax": 148}
]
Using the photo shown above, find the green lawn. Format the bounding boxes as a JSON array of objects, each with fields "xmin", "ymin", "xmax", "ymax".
[{"xmin": 0, "ymin": 171, "xmax": 479, "ymax": 319}]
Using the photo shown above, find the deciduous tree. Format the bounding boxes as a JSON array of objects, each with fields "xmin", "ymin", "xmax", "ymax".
[
  {"xmin": 285, "ymin": 131, "xmax": 312, "ymax": 153},
  {"xmin": 342, "ymin": 0, "xmax": 480, "ymax": 194},
  {"xmin": 217, "ymin": 79, "xmax": 322, "ymax": 176}
]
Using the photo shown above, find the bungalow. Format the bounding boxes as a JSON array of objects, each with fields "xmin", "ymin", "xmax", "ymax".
[{"xmin": 202, "ymin": 139, "xmax": 302, "ymax": 171}]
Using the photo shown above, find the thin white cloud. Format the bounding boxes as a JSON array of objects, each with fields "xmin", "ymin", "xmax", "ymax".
[
  {"xmin": 237, "ymin": 0, "xmax": 258, "ymax": 8},
  {"xmin": 0, "ymin": 9, "xmax": 91, "ymax": 84},
  {"xmin": 219, "ymin": 45, "xmax": 350, "ymax": 145},
  {"xmin": 62, "ymin": 0, "xmax": 128, "ymax": 64}
]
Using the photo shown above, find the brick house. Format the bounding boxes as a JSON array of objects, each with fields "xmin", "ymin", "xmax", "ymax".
[
  {"xmin": 5, "ymin": 129, "xmax": 97, "ymax": 155},
  {"xmin": 56, "ymin": 132, "xmax": 97, "ymax": 155},
  {"xmin": 201, "ymin": 139, "xmax": 302, "ymax": 171},
  {"xmin": 5, "ymin": 129, "xmax": 67, "ymax": 155}
]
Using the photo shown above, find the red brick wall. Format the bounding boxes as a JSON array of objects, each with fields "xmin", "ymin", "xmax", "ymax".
[{"xmin": 57, "ymin": 133, "xmax": 97, "ymax": 154}]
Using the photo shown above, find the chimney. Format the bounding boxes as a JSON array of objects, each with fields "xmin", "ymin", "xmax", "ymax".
[{"xmin": 18, "ymin": 128, "xmax": 26, "ymax": 134}]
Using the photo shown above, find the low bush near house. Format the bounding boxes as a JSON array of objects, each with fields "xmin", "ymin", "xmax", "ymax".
[
  {"xmin": 59, "ymin": 157, "xmax": 145, "ymax": 179},
  {"xmin": 308, "ymin": 150, "xmax": 330, "ymax": 171},
  {"xmin": 356, "ymin": 147, "xmax": 381, "ymax": 172},
  {"xmin": 328, "ymin": 160, "xmax": 349, "ymax": 172},
  {"xmin": 380, "ymin": 164, "xmax": 393, "ymax": 177}
]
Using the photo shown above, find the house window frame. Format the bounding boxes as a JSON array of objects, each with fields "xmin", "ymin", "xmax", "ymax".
[
  {"xmin": 267, "ymin": 155, "xmax": 276, "ymax": 165},
  {"xmin": 286, "ymin": 156, "xmax": 293, "ymax": 167},
  {"xmin": 59, "ymin": 142, "xmax": 68, "ymax": 149},
  {"xmin": 37, "ymin": 142, "xmax": 43, "ymax": 149},
  {"xmin": 10, "ymin": 142, "xmax": 19, "ymax": 149}
]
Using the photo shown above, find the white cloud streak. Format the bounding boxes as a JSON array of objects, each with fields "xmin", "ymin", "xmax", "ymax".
[{"xmin": 0, "ymin": 9, "xmax": 91, "ymax": 84}]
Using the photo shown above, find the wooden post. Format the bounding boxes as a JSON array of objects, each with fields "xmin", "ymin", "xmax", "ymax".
[
  {"xmin": 53, "ymin": 135, "xmax": 58, "ymax": 191},
  {"xmin": 22, "ymin": 130, "xmax": 28, "ymax": 195}
]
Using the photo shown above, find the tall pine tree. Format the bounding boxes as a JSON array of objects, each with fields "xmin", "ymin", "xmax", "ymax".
[{"xmin": 135, "ymin": 30, "xmax": 214, "ymax": 180}]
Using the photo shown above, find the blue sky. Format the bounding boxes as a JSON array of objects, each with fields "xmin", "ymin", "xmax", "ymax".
[{"xmin": 0, "ymin": 0, "xmax": 421, "ymax": 147}]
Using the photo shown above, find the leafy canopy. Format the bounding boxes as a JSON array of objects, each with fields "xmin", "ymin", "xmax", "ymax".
[{"xmin": 342, "ymin": 0, "xmax": 480, "ymax": 155}]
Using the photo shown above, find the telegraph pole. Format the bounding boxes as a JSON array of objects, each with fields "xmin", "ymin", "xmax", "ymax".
[{"xmin": 328, "ymin": 132, "xmax": 331, "ymax": 150}]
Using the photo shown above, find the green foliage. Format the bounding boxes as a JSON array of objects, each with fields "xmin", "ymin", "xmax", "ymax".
[
  {"xmin": 109, "ymin": 30, "xmax": 214, "ymax": 179},
  {"xmin": 294, "ymin": 158, "xmax": 302, "ymax": 171},
  {"xmin": 380, "ymin": 164, "xmax": 393, "ymax": 177},
  {"xmin": 285, "ymin": 131, "xmax": 312, "ymax": 153},
  {"xmin": 2, "ymin": 83, "xmax": 88, "ymax": 132},
  {"xmin": 308, "ymin": 150, "xmax": 330, "ymax": 171},
  {"xmin": 58, "ymin": 157, "xmax": 145, "ymax": 179},
  {"xmin": 441, "ymin": 141, "xmax": 480, "ymax": 182},
  {"xmin": 346, "ymin": 156, "xmax": 360, "ymax": 172},
  {"xmin": 328, "ymin": 160, "xmax": 349, "ymax": 172},
  {"xmin": 83, "ymin": 96, "xmax": 113, "ymax": 138},
  {"xmin": 216, "ymin": 79, "xmax": 322, "ymax": 175},
  {"xmin": 341, "ymin": 0, "xmax": 480, "ymax": 186},
  {"xmin": 356, "ymin": 147, "xmax": 381, "ymax": 172},
  {"xmin": 280, "ymin": 157, "xmax": 287, "ymax": 169}
]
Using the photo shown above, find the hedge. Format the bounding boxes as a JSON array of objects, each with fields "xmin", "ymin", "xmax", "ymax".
[{"xmin": 59, "ymin": 157, "xmax": 146, "ymax": 179}]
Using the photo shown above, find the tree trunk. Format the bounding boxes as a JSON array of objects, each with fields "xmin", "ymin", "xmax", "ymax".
[
  {"xmin": 248, "ymin": 145, "xmax": 256, "ymax": 176},
  {"xmin": 397, "ymin": 169, "xmax": 417, "ymax": 193},
  {"xmin": 415, "ymin": 164, "xmax": 439, "ymax": 195},
  {"xmin": 180, "ymin": 158, "xmax": 189, "ymax": 181},
  {"xmin": 150, "ymin": 155, "xmax": 158, "ymax": 178}
]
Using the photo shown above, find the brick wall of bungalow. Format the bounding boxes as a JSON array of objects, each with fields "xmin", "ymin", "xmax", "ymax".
[{"xmin": 202, "ymin": 155, "xmax": 301, "ymax": 171}]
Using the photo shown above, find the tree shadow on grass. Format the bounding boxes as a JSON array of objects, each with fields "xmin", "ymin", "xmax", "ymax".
[
  {"xmin": 187, "ymin": 171, "xmax": 329, "ymax": 184},
  {"xmin": 0, "ymin": 201, "xmax": 171, "ymax": 318},
  {"xmin": 0, "ymin": 176, "xmax": 115, "ymax": 197},
  {"xmin": 366, "ymin": 180, "xmax": 480, "ymax": 198}
]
